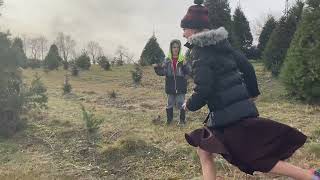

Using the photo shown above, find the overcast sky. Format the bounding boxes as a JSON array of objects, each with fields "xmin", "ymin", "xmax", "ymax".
[{"xmin": 0, "ymin": 0, "xmax": 296, "ymax": 59}]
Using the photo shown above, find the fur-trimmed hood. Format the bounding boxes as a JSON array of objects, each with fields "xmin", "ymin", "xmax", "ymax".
[{"xmin": 188, "ymin": 27, "xmax": 229, "ymax": 47}]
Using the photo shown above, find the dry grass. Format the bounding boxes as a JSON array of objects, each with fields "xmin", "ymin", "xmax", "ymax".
[{"xmin": 0, "ymin": 63, "xmax": 319, "ymax": 179}]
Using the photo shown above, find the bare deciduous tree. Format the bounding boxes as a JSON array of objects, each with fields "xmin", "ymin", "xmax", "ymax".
[
  {"xmin": 87, "ymin": 41, "xmax": 103, "ymax": 64},
  {"xmin": 115, "ymin": 46, "xmax": 126, "ymax": 65},
  {"xmin": 125, "ymin": 53, "xmax": 135, "ymax": 64},
  {"xmin": 97, "ymin": 46, "xmax": 104, "ymax": 60},
  {"xmin": 20, "ymin": 34, "xmax": 48, "ymax": 60},
  {"xmin": 38, "ymin": 36, "xmax": 48, "ymax": 60},
  {"xmin": 55, "ymin": 32, "xmax": 65, "ymax": 58},
  {"xmin": 55, "ymin": 32, "xmax": 76, "ymax": 62},
  {"xmin": 29, "ymin": 37, "xmax": 42, "ymax": 60},
  {"xmin": 21, "ymin": 34, "xmax": 29, "ymax": 57},
  {"xmin": 115, "ymin": 46, "xmax": 135, "ymax": 64},
  {"xmin": 65, "ymin": 35, "xmax": 76, "ymax": 61}
]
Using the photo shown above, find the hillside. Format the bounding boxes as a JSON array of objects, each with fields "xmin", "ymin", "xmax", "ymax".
[{"xmin": 0, "ymin": 63, "xmax": 319, "ymax": 180}]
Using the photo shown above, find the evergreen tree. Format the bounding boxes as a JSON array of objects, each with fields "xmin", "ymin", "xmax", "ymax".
[
  {"xmin": 25, "ymin": 73, "xmax": 48, "ymax": 110},
  {"xmin": 62, "ymin": 74, "xmax": 72, "ymax": 94},
  {"xmin": 97, "ymin": 56, "xmax": 111, "ymax": 70},
  {"xmin": 75, "ymin": 52, "xmax": 91, "ymax": 70},
  {"xmin": 0, "ymin": 7, "xmax": 22, "ymax": 136},
  {"xmin": 12, "ymin": 37, "xmax": 27, "ymax": 68},
  {"xmin": 232, "ymin": 6, "xmax": 253, "ymax": 52},
  {"xmin": 263, "ymin": 1, "xmax": 304, "ymax": 76},
  {"xmin": 0, "ymin": 31, "xmax": 24, "ymax": 137},
  {"xmin": 27, "ymin": 58, "xmax": 42, "ymax": 69},
  {"xmin": 205, "ymin": 0, "xmax": 232, "ymax": 32},
  {"xmin": 44, "ymin": 44, "xmax": 62, "ymax": 70},
  {"xmin": 205, "ymin": 0, "xmax": 233, "ymax": 44},
  {"xmin": 131, "ymin": 63, "xmax": 143, "ymax": 85},
  {"xmin": 139, "ymin": 35, "xmax": 165, "ymax": 66},
  {"xmin": 280, "ymin": 0, "xmax": 320, "ymax": 103},
  {"xmin": 307, "ymin": 0, "xmax": 320, "ymax": 8},
  {"xmin": 62, "ymin": 60, "xmax": 69, "ymax": 70},
  {"xmin": 257, "ymin": 16, "xmax": 277, "ymax": 54},
  {"xmin": 0, "ymin": 1, "xmax": 48, "ymax": 137},
  {"xmin": 70, "ymin": 64, "xmax": 79, "ymax": 76},
  {"xmin": 246, "ymin": 45, "xmax": 261, "ymax": 60}
]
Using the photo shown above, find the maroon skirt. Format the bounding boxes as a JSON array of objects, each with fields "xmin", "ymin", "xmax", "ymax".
[{"xmin": 185, "ymin": 117, "xmax": 307, "ymax": 175}]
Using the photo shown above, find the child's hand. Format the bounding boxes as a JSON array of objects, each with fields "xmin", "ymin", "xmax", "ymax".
[
  {"xmin": 182, "ymin": 102, "xmax": 189, "ymax": 112},
  {"xmin": 250, "ymin": 97, "xmax": 257, "ymax": 102}
]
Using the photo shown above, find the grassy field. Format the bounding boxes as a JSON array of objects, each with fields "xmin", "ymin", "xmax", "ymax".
[{"xmin": 0, "ymin": 62, "xmax": 319, "ymax": 180}]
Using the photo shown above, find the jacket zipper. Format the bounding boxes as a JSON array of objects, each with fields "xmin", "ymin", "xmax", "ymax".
[{"xmin": 172, "ymin": 62, "xmax": 178, "ymax": 94}]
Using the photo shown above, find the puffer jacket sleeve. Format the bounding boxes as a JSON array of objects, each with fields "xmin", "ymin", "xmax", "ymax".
[
  {"xmin": 182, "ymin": 49, "xmax": 193, "ymax": 76},
  {"xmin": 232, "ymin": 50, "xmax": 261, "ymax": 98},
  {"xmin": 154, "ymin": 59, "xmax": 168, "ymax": 76},
  {"xmin": 182, "ymin": 59, "xmax": 193, "ymax": 77},
  {"xmin": 186, "ymin": 57, "xmax": 213, "ymax": 111}
]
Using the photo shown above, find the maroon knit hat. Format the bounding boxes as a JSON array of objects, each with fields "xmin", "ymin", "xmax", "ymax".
[{"xmin": 181, "ymin": 0, "xmax": 210, "ymax": 29}]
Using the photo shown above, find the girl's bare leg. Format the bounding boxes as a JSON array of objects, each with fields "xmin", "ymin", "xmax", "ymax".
[
  {"xmin": 197, "ymin": 147, "xmax": 217, "ymax": 180},
  {"xmin": 197, "ymin": 149, "xmax": 316, "ymax": 180},
  {"xmin": 269, "ymin": 161, "xmax": 313, "ymax": 180}
]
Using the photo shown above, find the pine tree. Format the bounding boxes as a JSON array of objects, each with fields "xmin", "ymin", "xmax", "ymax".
[
  {"xmin": 0, "ymin": 32, "xmax": 22, "ymax": 102},
  {"xmin": 263, "ymin": 1, "xmax": 304, "ymax": 76},
  {"xmin": 62, "ymin": 74, "xmax": 72, "ymax": 94},
  {"xmin": 257, "ymin": 16, "xmax": 277, "ymax": 53},
  {"xmin": 205, "ymin": 0, "xmax": 233, "ymax": 44},
  {"xmin": 131, "ymin": 63, "xmax": 143, "ymax": 85},
  {"xmin": 232, "ymin": 6, "xmax": 253, "ymax": 53},
  {"xmin": 307, "ymin": 0, "xmax": 320, "ymax": 8},
  {"xmin": 0, "ymin": 32, "xmax": 24, "ymax": 137},
  {"xmin": 205, "ymin": 0, "xmax": 232, "ymax": 32},
  {"xmin": 62, "ymin": 60, "xmax": 69, "ymax": 70},
  {"xmin": 25, "ymin": 73, "xmax": 48, "ymax": 110},
  {"xmin": 75, "ymin": 52, "xmax": 91, "ymax": 70},
  {"xmin": 12, "ymin": 37, "xmax": 27, "ymax": 68},
  {"xmin": 0, "ymin": 5, "xmax": 23, "ymax": 136},
  {"xmin": 0, "ymin": 1, "xmax": 48, "ymax": 137},
  {"xmin": 44, "ymin": 44, "xmax": 62, "ymax": 70},
  {"xmin": 139, "ymin": 35, "xmax": 165, "ymax": 66},
  {"xmin": 97, "ymin": 56, "xmax": 111, "ymax": 70},
  {"xmin": 280, "ymin": 0, "xmax": 320, "ymax": 103},
  {"xmin": 71, "ymin": 64, "xmax": 79, "ymax": 76}
]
